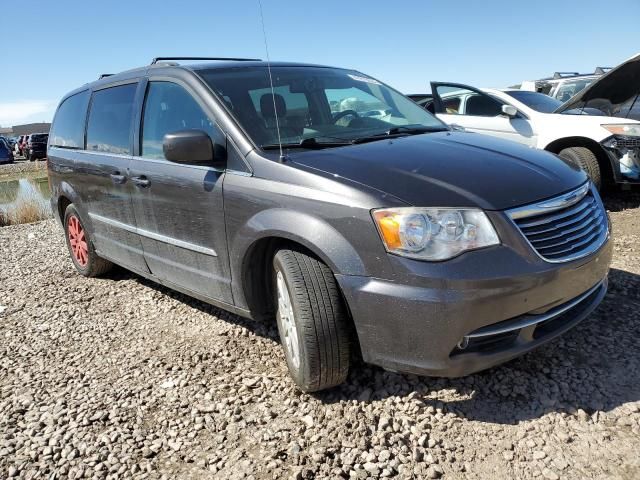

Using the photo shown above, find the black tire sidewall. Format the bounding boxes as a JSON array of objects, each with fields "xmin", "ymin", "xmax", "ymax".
[
  {"xmin": 273, "ymin": 255, "xmax": 312, "ymax": 388},
  {"xmin": 558, "ymin": 147, "xmax": 601, "ymax": 189}
]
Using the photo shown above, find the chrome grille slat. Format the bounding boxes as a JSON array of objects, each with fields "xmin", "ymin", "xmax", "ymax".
[
  {"xmin": 528, "ymin": 211, "xmax": 602, "ymax": 243},
  {"xmin": 531, "ymin": 220, "xmax": 602, "ymax": 250},
  {"xmin": 522, "ymin": 204, "xmax": 598, "ymax": 236},
  {"xmin": 538, "ymin": 225, "xmax": 605, "ymax": 257},
  {"xmin": 507, "ymin": 183, "xmax": 608, "ymax": 263},
  {"xmin": 516, "ymin": 197, "xmax": 595, "ymax": 229}
]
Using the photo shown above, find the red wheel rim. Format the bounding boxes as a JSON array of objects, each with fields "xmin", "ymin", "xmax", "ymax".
[{"xmin": 67, "ymin": 215, "xmax": 88, "ymax": 267}]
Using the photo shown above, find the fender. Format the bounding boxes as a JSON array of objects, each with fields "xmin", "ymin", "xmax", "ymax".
[
  {"xmin": 229, "ymin": 208, "xmax": 368, "ymax": 311},
  {"xmin": 53, "ymin": 180, "xmax": 97, "ymax": 234},
  {"xmin": 541, "ymin": 135, "xmax": 622, "ymax": 183},
  {"xmin": 52, "ymin": 180, "xmax": 80, "ymax": 221}
]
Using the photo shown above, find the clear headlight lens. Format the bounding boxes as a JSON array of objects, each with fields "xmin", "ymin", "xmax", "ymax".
[
  {"xmin": 602, "ymin": 124, "xmax": 640, "ymax": 137},
  {"xmin": 372, "ymin": 208, "xmax": 500, "ymax": 261}
]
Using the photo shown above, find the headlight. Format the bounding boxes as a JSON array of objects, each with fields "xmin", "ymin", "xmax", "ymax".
[
  {"xmin": 602, "ymin": 124, "xmax": 640, "ymax": 137},
  {"xmin": 372, "ymin": 208, "xmax": 499, "ymax": 261}
]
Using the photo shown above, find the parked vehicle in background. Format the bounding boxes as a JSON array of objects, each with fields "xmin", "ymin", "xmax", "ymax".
[
  {"xmin": 48, "ymin": 57, "xmax": 610, "ymax": 391},
  {"xmin": 25, "ymin": 133, "xmax": 49, "ymax": 161},
  {"xmin": 558, "ymin": 52, "xmax": 640, "ymax": 122},
  {"xmin": 14, "ymin": 135, "xmax": 26, "ymax": 156},
  {"xmin": 519, "ymin": 67, "xmax": 610, "ymax": 102},
  {"xmin": 0, "ymin": 138, "xmax": 14, "ymax": 164},
  {"xmin": 410, "ymin": 76, "xmax": 640, "ymax": 187},
  {"xmin": 20, "ymin": 136, "xmax": 30, "ymax": 157},
  {"xmin": 7, "ymin": 137, "xmax": 17, "ymax": 149}
]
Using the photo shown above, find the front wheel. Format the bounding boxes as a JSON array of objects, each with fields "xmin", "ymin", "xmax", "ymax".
[
  {"xmin": 63, "ymin": 204, "xmax": 113, "ymax": 277},
  {"xmin": 273, "ymin": 249, "xmax": 351, "ymax": 392},
  {"xmin": 558, "ymin": 146, "xmax": 601, "ymax": 190}
]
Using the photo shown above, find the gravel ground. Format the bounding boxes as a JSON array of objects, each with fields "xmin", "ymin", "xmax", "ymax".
[{"xmin": 1, "ymin": 189, "xmax": 639, "ymax": 480}]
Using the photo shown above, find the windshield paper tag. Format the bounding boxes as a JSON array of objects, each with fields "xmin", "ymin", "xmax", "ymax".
[{"xmin": 348, "ymin": 74, "xmax": 381, "ymax": 85}]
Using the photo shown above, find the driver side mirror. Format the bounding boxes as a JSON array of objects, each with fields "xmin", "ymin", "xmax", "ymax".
[
  {"xmin": 163, "ymin": 130, "xmax": 222, "ymax": 166},
  {"xmin": 501, "ymin": 105, "xmax": 518, "ymax": 118}
]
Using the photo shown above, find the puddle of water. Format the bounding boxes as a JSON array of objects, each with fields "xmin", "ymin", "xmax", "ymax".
[{"xmin": 0, "ymin": 176, "xmax": 51, "ymax": 215}]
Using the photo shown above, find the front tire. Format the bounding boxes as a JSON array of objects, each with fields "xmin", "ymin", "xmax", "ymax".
[
  {"xmin": 558, "ymin": 146, "xmax": 601, "ymax": 189},
  {"xmin": 273, "ymin": 249, "xmax": 351, "ymax": 392},
  {"xmin": 63, "ymin": 204, "xmax": 113, "ymax": 277}
]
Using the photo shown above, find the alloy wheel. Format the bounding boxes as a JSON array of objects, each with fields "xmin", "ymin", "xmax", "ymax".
[
  {"xmin": 277, "ymin": 270, "xmax": 300, "ymax": 370},
  {"xmin": 67, "ymin": 215, "xmax": 88, "ymax": 267}
]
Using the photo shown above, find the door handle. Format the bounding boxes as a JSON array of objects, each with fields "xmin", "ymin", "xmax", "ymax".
[
  {"xmin": 131, "ymin": 176, "xmax": 150, "ymax": 188},
  {"xmin": 110, "ymin": 172, "xmax": 127, "ymax": 184}
]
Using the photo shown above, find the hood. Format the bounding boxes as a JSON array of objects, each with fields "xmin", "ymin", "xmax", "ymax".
[
  {"xmin": 289, "ymin": 131, "xmax": 586, "ymax": 210},
  {"xmin": 555, "ymin": 52, "xmax": 640, "ymax": 120}
]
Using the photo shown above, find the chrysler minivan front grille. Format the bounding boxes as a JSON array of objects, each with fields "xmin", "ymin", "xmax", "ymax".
[{"xmin": 507, "ymin": 183, "xmax": 608, "ymax": 262}]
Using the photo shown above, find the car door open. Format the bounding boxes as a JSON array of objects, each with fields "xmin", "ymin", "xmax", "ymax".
[{"xmin": 430, "ymin": 82, "xmax": 535, "ymax": 146}]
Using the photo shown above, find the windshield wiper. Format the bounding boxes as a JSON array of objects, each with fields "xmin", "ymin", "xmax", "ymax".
[
  {"xmin": 261, "ymin": 126, "xmax": 448, "ymax": 150},
  {"xmin": 262, "ymin": 137, "xmax": 352, "ymax": 150},
  {"xmin": 352, "ymin": 125, "xmax": 448, "ymax": 144}
]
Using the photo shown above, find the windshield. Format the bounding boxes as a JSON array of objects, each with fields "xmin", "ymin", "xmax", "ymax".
[
  {"xmin": 552, "ymin": 79, "xmax": 593, "ymax": 102},
  {"xmin": 504, "ymin": 90, "xmax": 562, "ymax": 113},
  {"xmin": 198, "ymin": 66, "xmax": 447, "ymax": 148}
]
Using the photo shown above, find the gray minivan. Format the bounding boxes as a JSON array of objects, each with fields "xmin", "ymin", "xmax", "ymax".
[{"xmin": 48, "ymin": 57, "xmax": 611, "ymax": 392}]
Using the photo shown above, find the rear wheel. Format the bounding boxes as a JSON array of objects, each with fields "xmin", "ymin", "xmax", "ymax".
[
  {"xmin": 63, "ymin": 204, "xmax": 113, "ymax": 277},
  {"xmin": 558, "ymin": 146, "xmax": 601, "ymax": 189},
  {"xmin": 273, "ymin": 249, "xmax": 351, "ymax": 392}
]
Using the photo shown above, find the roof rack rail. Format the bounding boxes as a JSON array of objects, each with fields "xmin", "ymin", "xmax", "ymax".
[
  {"xmin": 99, "ymin": 73, "xmax": 113, "ymax": 79},
  {"xmin": 594, "ymin": 67, "xmax": 612, "ymax": 74},
  {"xmin": 150, "ymin": 56, "xmax": 262, "ymax": 65},
  {"xmin": 552, "ymin": 71, "xmax": 580, "ymax": 79}
]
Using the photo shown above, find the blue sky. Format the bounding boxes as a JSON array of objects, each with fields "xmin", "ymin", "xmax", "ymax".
[{"xmin": 1, "ymin": 0, "xmax": 639, "ymax": 127}]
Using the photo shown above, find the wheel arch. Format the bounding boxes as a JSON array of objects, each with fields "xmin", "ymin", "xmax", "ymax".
[
  {"xmin": 543, "ymin": 136, "xmax": 615, "ymax": 184},
  {"xmin": 231, "ymin": 209, "xmax": 367, "ymax": 320},
  {"xmin": 239, "ymin": 234, "xmax": 363, "ymax": 363}
]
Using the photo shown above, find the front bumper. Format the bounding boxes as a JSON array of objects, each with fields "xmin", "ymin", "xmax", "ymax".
[
  {"xmin": 601, "ymin": 135, "xmax": 640, "ymax": 183},
  {"xmin": 336, "ymin": 236, "xmax": 612, "ymax": 377},
  {"xmin": 29, "ymin": 148, "xmax": 47, "ymax": 157}
]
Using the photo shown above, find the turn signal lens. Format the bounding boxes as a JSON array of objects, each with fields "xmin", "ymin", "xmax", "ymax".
[
  {"xmin": 602, "ymin": 124, "xmax": 640, "ymax": 137},
  {"xmin": 373, "ymin": 211, "xmax": 402, "ymax": 249}
]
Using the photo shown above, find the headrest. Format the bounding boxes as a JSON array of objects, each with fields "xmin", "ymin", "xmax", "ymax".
[{"xmin": 260, "ymin": 93, "xmax": 286, "ymax": 119}]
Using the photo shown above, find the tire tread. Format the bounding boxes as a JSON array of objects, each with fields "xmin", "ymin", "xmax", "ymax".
[
  {"xmin": 559, "ymin": 146, "xmax": 601, "ymax": 189},
  {"xmin": 274, "ymin": 248, "xmax": 350, "ymax": 391}
]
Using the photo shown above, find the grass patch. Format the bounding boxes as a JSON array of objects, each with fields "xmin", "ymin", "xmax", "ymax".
[{"xmin": 0, "ymin": 197, "xmax": 51, "ymax": 226}]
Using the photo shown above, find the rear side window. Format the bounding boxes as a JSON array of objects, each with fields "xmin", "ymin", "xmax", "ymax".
[
  {"xmin": 86, "ymin": 83, "xmax": 137, "ymax": 155},
  {"xmin": 50, "ymin": 90, "xmax": 90, "ymax": 148}
]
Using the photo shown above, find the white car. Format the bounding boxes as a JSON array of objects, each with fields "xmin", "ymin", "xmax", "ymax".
[
  {"xmin": 409, "ymin": 88, "xmax": 638, "ymax": 189},
  {"xmin": 408, "ymin": 54, "xmax": 640, "ymax": 188}
]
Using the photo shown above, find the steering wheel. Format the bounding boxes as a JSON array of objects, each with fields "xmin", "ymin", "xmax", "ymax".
[{"xmin": 332, "ymin": 109, "xmax": 360, "ymax": 124}]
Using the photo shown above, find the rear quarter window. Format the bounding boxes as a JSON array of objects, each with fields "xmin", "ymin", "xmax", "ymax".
[{"xmin": 50, "ymin": 90, "xmax": 90, "ymax": 148}]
